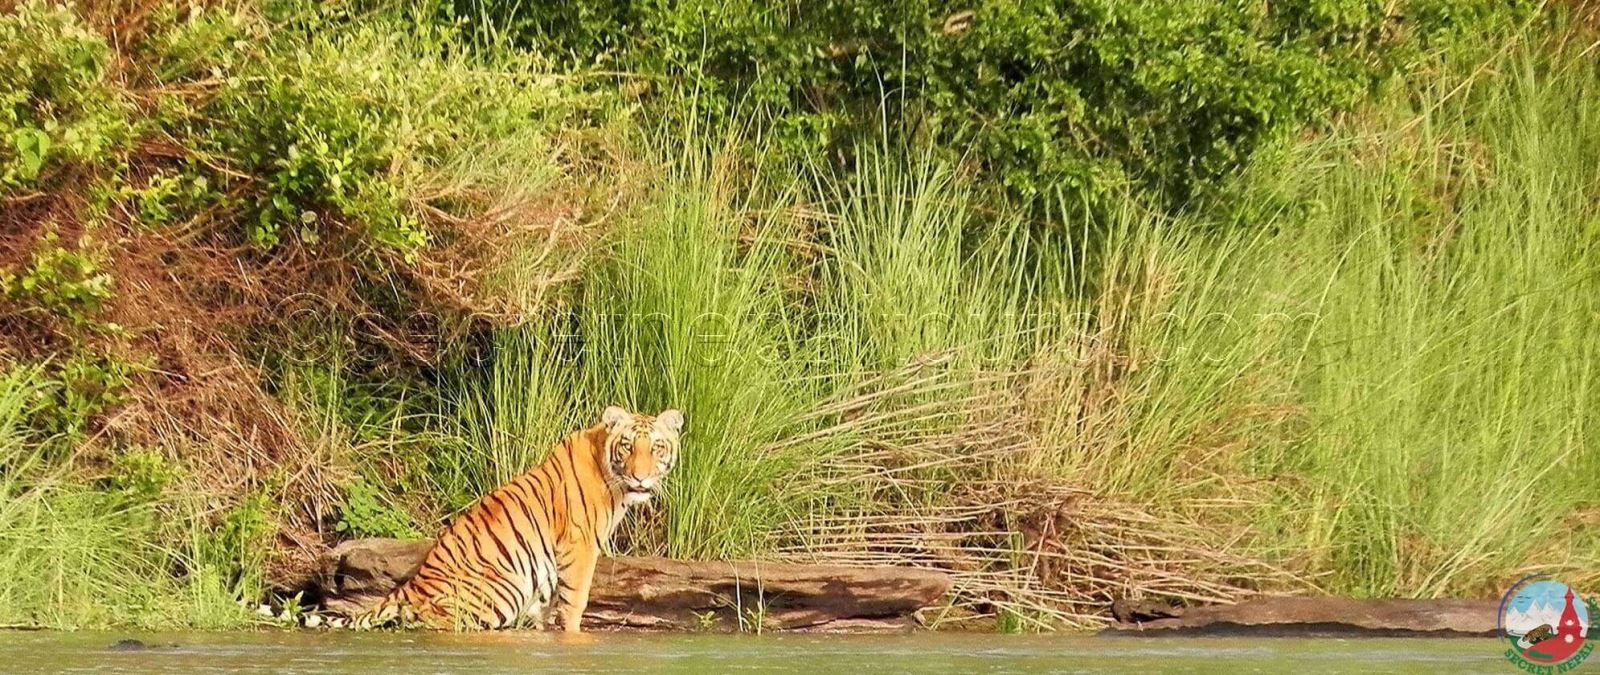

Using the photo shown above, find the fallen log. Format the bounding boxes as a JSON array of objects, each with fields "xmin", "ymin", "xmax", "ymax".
[
  {"xmin": 1103, "ymin": 597, "xmax": 1499, "ymax": 637},
  {"xmin": 300, "ymin": 538, "xmax": 953, "ymax": 632}
]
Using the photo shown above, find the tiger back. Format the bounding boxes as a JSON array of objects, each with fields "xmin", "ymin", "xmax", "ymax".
[{"xmin": 355, "ymin": 405, "xmax": 682, "ymax": 631}]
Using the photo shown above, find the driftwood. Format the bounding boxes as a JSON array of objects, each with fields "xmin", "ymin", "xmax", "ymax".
[
  {"xmin": 301, "ymin": 538, "xmax": 953, "ymax": 632},
  {"xmin": 1104, "ymin": 597, "xmax": 1499, "ymax": 637}
]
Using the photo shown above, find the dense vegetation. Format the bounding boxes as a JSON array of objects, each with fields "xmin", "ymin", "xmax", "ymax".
[{"xmin": 0, "ymin": 0, "xmax": 1594, "ymax": 630}]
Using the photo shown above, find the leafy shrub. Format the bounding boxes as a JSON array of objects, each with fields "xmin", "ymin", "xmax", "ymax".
[
  {"xmin": 202, "ymin": 42, "xmax": 426, "ymax": 251},
  {"xmin": 457, "ymin": 0, "xmax": 1535, "ymax": 212},
  {"xmin": 336, "ymin": 476, "xmax": 421, "ymax": 539},
  {"xmin": 117, "ymin": 169, "xmax": 220, "ymax": 228},
  {"xmin": 40, "ymin": 351, "xmax": 139, "ymax": 439},
  {"xmin": 106, "ymin": 448, "xmax": 178, "ymax": 503},
  {"xmin": 0, "ymin": 1, "xmax": 134, "ymax": 190},
  {"xmin": 194, "ymin": 20, "xmax": 573, "ymax": 259},
  {"xmin": 1, "ymin": 229, "xmax": 114, "ymax": 327}
]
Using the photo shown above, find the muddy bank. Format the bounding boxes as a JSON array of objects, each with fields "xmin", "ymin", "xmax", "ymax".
[
  {"xmin": 298, "ymin": 539, "xmax": 1507, "ymax": 637},
  {"xmin": 1103, "ymin": 597, "xmax": 1499, "ymax": 638},
  {"xmin": 298, "ymin": 539, "xmax": 953, "ymax": 632}
]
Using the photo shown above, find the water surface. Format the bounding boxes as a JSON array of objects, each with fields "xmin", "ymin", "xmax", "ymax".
[{"xmin": 0, "ymin": 630, "xmax": 1508, "ymax": 674}]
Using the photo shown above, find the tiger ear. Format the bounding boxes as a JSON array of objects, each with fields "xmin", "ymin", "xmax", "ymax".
[
  {"xmin": 602, "ymin": 405, "xmax": 631, "ymax": 430},
  {"xmin": 656, "ymin": 409, "xmax": 684, "ymax": 434}
]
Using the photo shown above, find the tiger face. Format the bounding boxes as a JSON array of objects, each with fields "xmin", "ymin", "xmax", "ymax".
[{"xmin": 600, "ymin": 406, "xmax": 683, "ymax": 505}]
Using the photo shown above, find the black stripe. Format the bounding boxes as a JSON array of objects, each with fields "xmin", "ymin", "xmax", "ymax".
[
  {"xmin": 550, "ymin": 471, "xmax": 570, "ymax": 518},
  {"xmin": 487, "ymin": 597, "xmax": 510, "ymax": 628},
  {"xmin": 470, "ymin": 518, "xmax": 519, "ymax": 580},
  {"xmin": 504, "ymin": 480, "xmax": 538, "ymax": 517},
  {"xmin": 537, "ymin": 530, "xmax": 557, "ymax": 573},
  {"xmin": 437, "ymin": 536, "xmax": 470, "ymax": 569},
  {"xmin": 457, "ymin": 518, "xmax": 501, "ymax": 573},
  {"xmin": 465, "ymin": 571, "xmax": 518, "ymax": 619},
  {"xmin": 572, "ymin": 468, "xmax": 596, "ymax": 525},
  {"xmin": 514, "ymin": 482, "xmax": 559, "ymax": 565},
  {"xmin": 557, "ymin": 451, "xmax": 589, "ymax": 519},
  {"xmin": 480, "ymin": 572, "xmax": 518, "ymax": 607},
  {"xmin": 525, "ymin": 472, "xmax": 554, "ymax": 518},
  {"xmin": 531, "ymin": 473, "xmax": 563, "ymax": 537},
  {"xmin": 514, "ymin": 485, "xmax": 558, "ymax": 565},
  {"xmin": 485, "ymin": 573, "xmax": 524, "ymax": 618},
  {"xmin": 549, "ymin": 453, "xmax": 567, "ymax": 485},
  {"xmin": 547, "ymin": 462, "xmax": 573, "ymax": 529},
  {"xmin": 439, "ymin": 578, "xmax": 484, "ymax": 624},
  {"xmin": 493, "ymin": 494, "xmax": 541, "ymax": 572},
  {"xmin": 480, "ymin": 494, "xmax": 530, "ymax": 579},
  {"xmin": 496, "ymin": 486, "xmax": 538, "ymax": 534},
  {"xmin": 410, "ymin": 577, "xmax": 443, "ymax": 597}
]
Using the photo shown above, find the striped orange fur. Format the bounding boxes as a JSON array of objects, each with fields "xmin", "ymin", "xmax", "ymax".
[{"xmin": 358, "ymin": 406, "xmax": 682, "ymax": 631}]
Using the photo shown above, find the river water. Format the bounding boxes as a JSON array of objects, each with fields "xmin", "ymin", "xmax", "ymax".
[{"xmin": 0, "ymin": 630, "xmax": 1509, "ymax": 673}]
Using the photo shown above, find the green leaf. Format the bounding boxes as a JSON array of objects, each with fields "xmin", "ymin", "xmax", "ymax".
[{"xmin": 12, "ymin": 128, "xmax": 51, "ymax": 179}]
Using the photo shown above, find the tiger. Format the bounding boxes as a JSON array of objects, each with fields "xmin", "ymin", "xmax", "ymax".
[{"xmin": 355, "ymin": 405, "xmax": 683, "ymax": 632}]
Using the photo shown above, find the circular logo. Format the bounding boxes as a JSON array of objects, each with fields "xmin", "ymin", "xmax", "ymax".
[{"xmin": 1498, "ymin": 575, "xmax": 1594, "ymax": 671}]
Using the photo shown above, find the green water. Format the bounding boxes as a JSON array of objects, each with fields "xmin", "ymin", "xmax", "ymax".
[{"xmin": 0, "ymin": 631, "xmax": 1509, "ymax": 674}]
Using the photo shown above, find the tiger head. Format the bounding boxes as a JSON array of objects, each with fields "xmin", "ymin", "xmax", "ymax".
[{"xmin": 600, "ymin": 406, "xmax": 683, "ymax": 505}]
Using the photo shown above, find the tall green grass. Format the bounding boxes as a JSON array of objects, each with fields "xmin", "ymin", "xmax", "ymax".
[
  {"xmin": 446, "ymin": 141, "xmax": 1055, "ymax": 560},
  {"xmin": 440, "ymin": 326, "xmax": 582, "ymax": 510},
  {"xmin": 439, "ymin": 32, "xmax": 1598, "ymax": 607},
  {"xmin": 0, "ymin": 366, "xmax": 255, "ymax": 628},
  {"xmin": 1244, "ymin": 41, "xmax": 1600, "ymax": 596},
  {"xmin": 812, "ymin": 148, "xmax": 1038, "ymax": 373},
  {"xmin": 1063, "ymin": 37, "xmax": 1600, "ymax": 597},
  {"xmin": 442, "ymin": 133, "xmax": 838, "ymax": 558}
]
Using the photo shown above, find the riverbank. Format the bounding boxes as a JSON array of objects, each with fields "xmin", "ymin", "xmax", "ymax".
[
  {"xmin": 1, "ymin": 1, "xmax": 1595, "ymax": 631},
  {"xmin": 303, "ymin": 539, "xmax": 1510, "ymax": 637},
  {"xmin": 302, "ymin": 539, "xmax": 954, "ymax": 632}
]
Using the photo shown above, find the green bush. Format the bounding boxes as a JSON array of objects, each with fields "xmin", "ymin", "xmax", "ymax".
[
  {"xmin": 46, "ymin": 351, "xmax": 138, "ymax": 438},
  {"xmin": 193, "ymin": 19, "xmax": 573, "ymax": 259},
  {"xmin": 336, "ymin": 476, "xmax": 422, "ymax": 539},
  {"xmin": 104, "ymin": 448, "xmax": 178, "ymax": 503},
  {"xmin": 0, "ymin": 1, "xmax": 134, "ymax": 191},
  {"xmin": 202, "ymin": 38, "xmax": 427, "ymax": 251},
  {"xmin": 455, "ymin": 0, "xmax": 1534, "ymax": 212},
  {"xmin": 1, "ymin": 229, "xmax": 114, "ymax": 328}
]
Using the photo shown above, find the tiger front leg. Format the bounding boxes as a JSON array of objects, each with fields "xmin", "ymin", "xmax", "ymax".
[{"xmin": 556, "ymin": 546, "xmax": 599, "ymax": 633}]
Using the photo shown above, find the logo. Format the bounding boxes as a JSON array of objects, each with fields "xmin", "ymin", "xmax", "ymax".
[{"xmin": 1498, "ymin": 575, "xmax": 1595, "ymax": 673}]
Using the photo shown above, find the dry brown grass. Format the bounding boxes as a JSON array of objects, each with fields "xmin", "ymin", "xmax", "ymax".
[{"xmin": 770, "ymin": 356, "xmax": 1308, "ymax": 629}]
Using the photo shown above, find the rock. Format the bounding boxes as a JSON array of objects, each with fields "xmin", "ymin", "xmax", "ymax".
[
  {"xmin": 301, "ymin": 538, "xmax": 952, "ymax": 632},
  {"xmin": 107, "ymin": 639, "xmax": 149, "ymax": 651},
  {"xmin": 299, "ymin": 538, "xmax": 432, "ymax": 618},
  {"xmin": 106, "ymin": 639, "xmax": 178, "ymax": 651},
  {"xmin": 1110, "ymin": 597, "xmax": 1183, "ymax": 623},
  {"xmin": 1103, "ymin": 597, "xmax": 1499, "ymax": 637}
]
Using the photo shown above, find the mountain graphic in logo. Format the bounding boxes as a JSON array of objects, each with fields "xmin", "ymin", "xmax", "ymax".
[{"xmin": 1499, "ymin": 576, "xmax": 1594, "ymax": 670}]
